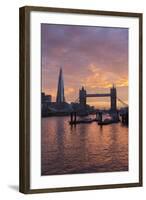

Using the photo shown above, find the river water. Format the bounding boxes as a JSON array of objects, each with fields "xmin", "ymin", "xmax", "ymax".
[{"xmin": 41, "ymin": 116, "xmax": 128, "ymax": 175}]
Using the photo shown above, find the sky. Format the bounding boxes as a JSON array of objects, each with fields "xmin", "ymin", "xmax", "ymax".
[{"xmin": 41, "ymin": 23, "xmax": 128, "ymax": 108}]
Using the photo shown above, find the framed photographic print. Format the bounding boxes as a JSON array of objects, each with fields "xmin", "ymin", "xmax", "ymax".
[{"xmin": 19, "ymin": 6, "xmax": 143, "ymax": 194}]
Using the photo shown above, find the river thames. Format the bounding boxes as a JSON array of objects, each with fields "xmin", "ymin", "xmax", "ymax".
[{"xmin": 41, "ymin": 116, "xmax": 128, "ymax": 175}]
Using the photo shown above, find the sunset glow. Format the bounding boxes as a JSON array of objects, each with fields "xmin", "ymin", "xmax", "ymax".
[{"xmin": 41, "ymin": 24, "xmax": 128, "ymax": 108}]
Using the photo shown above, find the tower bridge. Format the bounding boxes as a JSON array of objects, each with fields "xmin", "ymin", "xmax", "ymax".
[
  {"xmin": 86, "ymin": 93, "xmax": 110, "ymax": 97},
  {"xmin": 79, "ymin": 85, "xmax": 117, "ymax": 112}
]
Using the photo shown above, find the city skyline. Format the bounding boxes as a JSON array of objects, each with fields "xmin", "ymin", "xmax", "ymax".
[{"xmin": 41, "ymin": 24, "xmax": 128, "ymax": 108}]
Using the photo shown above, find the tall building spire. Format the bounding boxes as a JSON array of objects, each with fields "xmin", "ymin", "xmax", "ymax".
[{"xmin": 56, "ymin": 68, "xmax": 65, "ymax": 103}]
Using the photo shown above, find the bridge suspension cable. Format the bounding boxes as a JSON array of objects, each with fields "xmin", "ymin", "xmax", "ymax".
[
  {"xmin": 74, "ymin": 97, "xmax": 79, "ymax": 103},
  {"xmin": 117, "ymin": 97, "xmax": 128, "ymax": 107},
  {"xmin": 73, "ymin": 96, "xmax": 128, "ymax": 107}
]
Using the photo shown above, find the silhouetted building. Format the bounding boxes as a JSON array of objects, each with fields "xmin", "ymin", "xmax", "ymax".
[
  {"xmin": 79, "ymin": 86, "xmax": 86, "ymax": 106},
  {"xmin": 56, "ymin": 68, "xmax": 65, "ymax": 103},
  {"xmin": 41, "ymin": 92, "xmax": 52, "ymax": 116},
  {"xmin": 42, "ymin": 92, "xmax": 52, "ymax": 103},
  {"xmin": 110, "ymin": 85, "xmax": 117, "ymax": 111}
]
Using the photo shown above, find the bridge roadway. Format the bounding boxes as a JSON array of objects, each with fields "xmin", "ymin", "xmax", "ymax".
[{"xmin": 86, "ymin": 93, "xmax": 111, "ymax": 97}]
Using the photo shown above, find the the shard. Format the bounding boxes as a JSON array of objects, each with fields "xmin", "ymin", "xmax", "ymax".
[{"xmin": 56, "ymin": 68, "xmax": 65, "ymax": 103}]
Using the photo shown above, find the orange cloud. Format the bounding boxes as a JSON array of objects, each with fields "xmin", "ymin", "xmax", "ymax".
[
  {"xmin": 65, "ymin": 87, "xmax": 76, "ymax": 95},
  {"xmin": 43, "ymin": 64, "xmax": 128, "ymax": 105},
  {"xmin": 81, "ymin": 64, "xmax": 128, "ymax": 89},
  {"xmin": 43, "ymin": 87, "xmax": 77, "ymax": 102},
  {"xmin": 42, "ymin": 88, "xmax": 56, "ymax": 99},
  {"xmin": 87, "ymin": 99, "xmax": 128, "ymax": 108}
]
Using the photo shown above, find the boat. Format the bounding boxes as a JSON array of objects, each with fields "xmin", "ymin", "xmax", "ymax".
[
  {"xmin": 69, "ymin": 118, "xmax": 93, "ymax": 125},
  {"xmin": 98, "ymin": 118, "xmax": 118, "ymax": 125}
]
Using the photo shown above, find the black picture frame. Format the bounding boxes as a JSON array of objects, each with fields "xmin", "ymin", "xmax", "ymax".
[{"xmin": 19, "ymin": 6, "xmax": 143, "ymax": 194}]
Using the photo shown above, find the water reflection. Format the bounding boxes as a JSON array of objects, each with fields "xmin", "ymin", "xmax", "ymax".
[{"xmin": 41, "ymin": 116, "xmax": 128, "ymax": 175}]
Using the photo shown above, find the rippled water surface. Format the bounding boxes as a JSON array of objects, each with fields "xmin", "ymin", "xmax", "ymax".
[{"xmin": 41, "ymin": 116, "xmax": 128, "ymax": 175}]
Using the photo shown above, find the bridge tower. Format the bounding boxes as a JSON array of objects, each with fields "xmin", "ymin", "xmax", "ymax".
[
  {"xmin": 110, "ymin": 85, "xmax": 117, "ymax": 111},
  {"xmin": 79, "ymin": 86, "xmax": 86, "ymax": 106}
]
